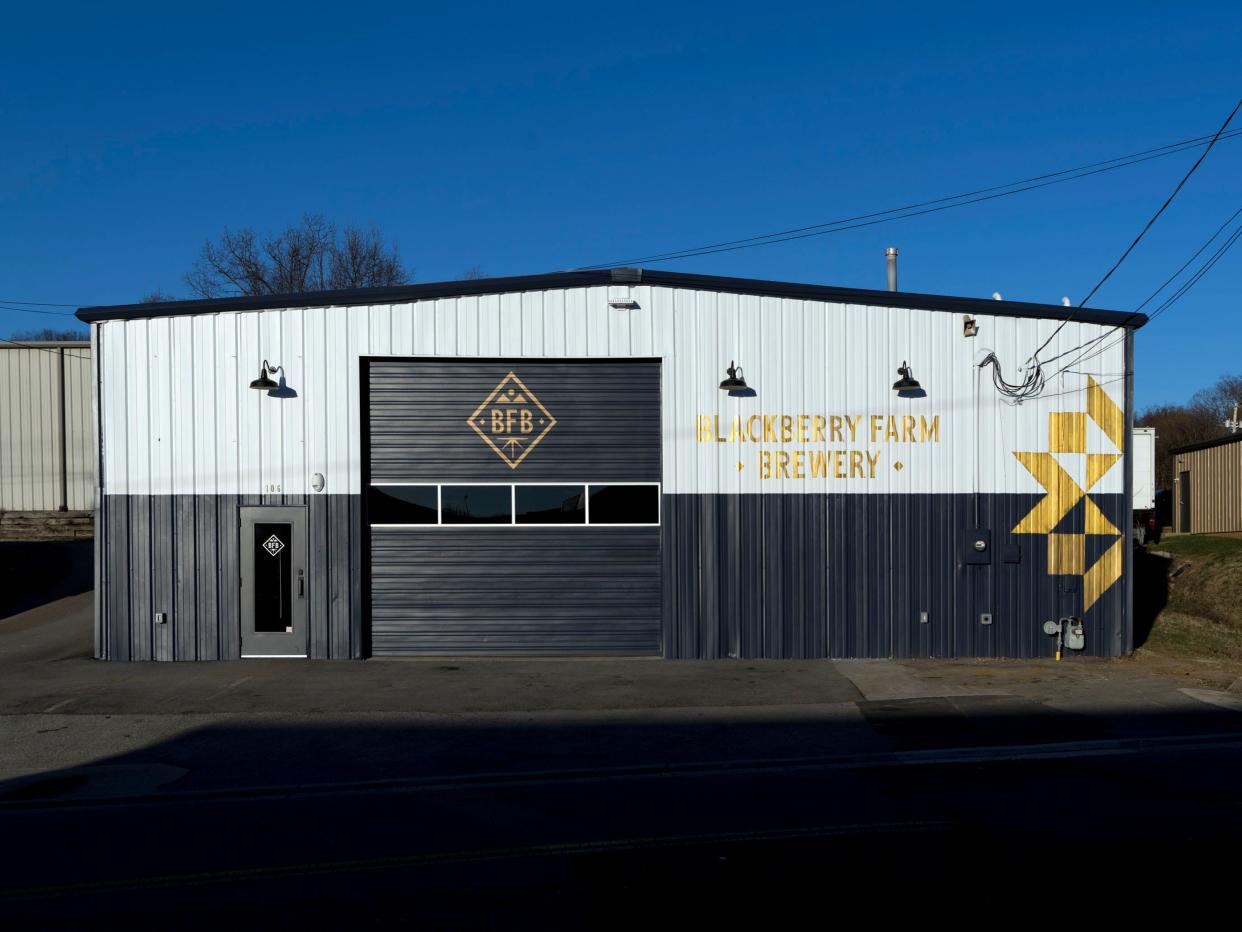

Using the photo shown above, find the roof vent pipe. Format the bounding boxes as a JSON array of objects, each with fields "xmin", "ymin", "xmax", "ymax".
[{"xmin": 885, "ymin": 247, "xmax": 898, "ymax": 292}]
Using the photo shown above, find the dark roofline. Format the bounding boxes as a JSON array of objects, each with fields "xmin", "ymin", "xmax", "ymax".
[
  {"xmin": 1170, "ymin": 433, "xmax": 1242, "ymax": 456},
  {"xmin": 0, "ymin": 340, "xmax": 90, "ymax": 348},
  {"xmin": 76, "ymin": 268, "xmax": 1148, "ymax": 328}
]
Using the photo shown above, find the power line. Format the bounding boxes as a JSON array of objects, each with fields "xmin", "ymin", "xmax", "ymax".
[
  {"xmin": 0, "ymin": 336, "xmax": 90, "ymax": 358},
  {"xmin": 1134, "ymin": 207, "xmax": 1242, "ymax": 313},
  {"xmin": 0, "ymin": 304, "xmax": 81, "ymax": 317},
  {"xmin": 1077, "ymin": 97, "xmax": 1241, "ymax": 309},
  {"xmin": 1028, "ymin": 97, "xmax": 1242, "ymax": 363},
  {"xmin": 1050, "ymin": 211, "xmax": 1242, "ymax": 376},
  {"xmin": 573, "ymin": 125, "xmax": 1242, "ymax": 269},
  {"xmin": 1047, "ymin": 206, "xmax": 1242, "ymax": 372},
  {"xmin": 0, "ymin": 298, "xmax": 81, "ymax": 307}
]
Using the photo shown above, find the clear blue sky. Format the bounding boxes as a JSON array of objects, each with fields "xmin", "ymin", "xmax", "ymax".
[{"xmin": 1, "ymin": 1, "xmax": 1237, "ymax": 410}]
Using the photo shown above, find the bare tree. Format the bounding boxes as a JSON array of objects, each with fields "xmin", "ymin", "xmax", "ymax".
[
  {"xmin": 1189, "ymin": 375, "xmax": 1242, "ymax": 426},
  {"xmin": 461, "ymin": 266, "xmax": 487, "ymax": 280},
  {"xmin": 1138, "ymin": 402, "xmax": 1222, "ymax": 488},
  {"xmin": 185, "ymin": 214, "xmax": 411, "ymax": 298},
  {"xmin": 141, "ymin": 291, "xmax": 178, "ymax": 303},
  {"xmin": 331, "ymin": 226, "xmax": 408, "ymax": 290},
  {"xmin": 10, "ymin": 328, "xmax": 88, "ymax": 341}
]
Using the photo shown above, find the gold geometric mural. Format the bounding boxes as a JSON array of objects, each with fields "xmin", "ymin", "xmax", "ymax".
[{"xmin": 1012, "ymin": 377, "xmax": 1125, "ymax": 612}]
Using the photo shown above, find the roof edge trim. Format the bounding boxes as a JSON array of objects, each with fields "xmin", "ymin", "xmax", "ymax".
[
  {"xmin": 1169, "ymin": 433, "xmax": 1242, "ymax": 456},
  {"xmin": 77, "ymin": 268, "xmax": 1147, "ymax": 329}
]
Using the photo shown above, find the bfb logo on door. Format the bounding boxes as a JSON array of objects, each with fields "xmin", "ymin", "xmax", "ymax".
[{"xmin": 468, "ymin": 372, "xmax": 556, "ymax": 469}]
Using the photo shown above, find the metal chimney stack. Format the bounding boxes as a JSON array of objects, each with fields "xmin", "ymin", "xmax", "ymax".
[{"xmin": 885, "ymin": 247, "xmax": 898, "ymax": 291}]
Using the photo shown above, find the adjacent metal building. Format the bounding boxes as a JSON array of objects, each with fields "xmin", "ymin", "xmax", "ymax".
[
  {"xmin": 1170, "ymin": 433, "xmax": 1242, "ymax": 534},
  {"xmin": 77, "ymin": 269, "xmax": 1144, "ymax": 661},
  {"xmin": 0, "ymin": 341, "xmax": 94, "ymax": 512}
]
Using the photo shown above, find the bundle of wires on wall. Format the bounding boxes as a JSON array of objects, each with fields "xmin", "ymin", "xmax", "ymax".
[{"xmin": 976, "ymin": 351, "xmax": 1046, "ymax": 404}]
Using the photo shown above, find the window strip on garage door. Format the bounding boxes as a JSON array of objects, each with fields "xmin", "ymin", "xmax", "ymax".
[{"xmin": 369, "ymin": 482, "xmax": 661, "ymax": 527}]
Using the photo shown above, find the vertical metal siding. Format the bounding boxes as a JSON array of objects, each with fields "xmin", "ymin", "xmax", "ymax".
[
  {"xmin": 93, "ymin": 284, "xmax": 1133, "ymax": 660},
  {"xmin": 1174, "ymin": 440, "xmax": 1242, "ymax": 534},
  {"xmin": 663, "ymin": 492, "xmax": 1127, "ymax": 659},
  {"xmin": 0, "ymin": 344, "xmax": 94, "ymax": 511},
  {"xmin": 94, "ymin": 287, "xmax": 1128, "ymax": 499},
  {"xmin": 96, "ymin": 493, "xmax": 361, "ymax": 661}
]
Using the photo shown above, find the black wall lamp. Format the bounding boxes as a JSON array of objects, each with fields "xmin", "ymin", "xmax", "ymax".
[
  {"xmin": 249, "ymin": 360, "xmax": 281, "ymax": 391},
  {"xmin": 892, "ymin": 361, "xmax": 922, "ymax": 393},
  {"xmin": 719, "ymin": 361, "xmax": 747, "ymax": 392}
]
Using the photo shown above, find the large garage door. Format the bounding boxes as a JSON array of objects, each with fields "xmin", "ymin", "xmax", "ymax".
[{"xmin": 366, "ymin": 359, "xmax": 662, "ymax": 656}]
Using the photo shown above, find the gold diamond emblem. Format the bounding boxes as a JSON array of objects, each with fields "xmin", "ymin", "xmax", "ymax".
[{"xmin": 467, "ymin": 372, "xmax": 556, "ymax": 469}]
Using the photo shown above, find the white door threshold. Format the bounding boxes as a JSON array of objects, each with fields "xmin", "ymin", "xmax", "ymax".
[{"xmin": 241, "ymin": 654, "xmax": 308, "ymax": 659}]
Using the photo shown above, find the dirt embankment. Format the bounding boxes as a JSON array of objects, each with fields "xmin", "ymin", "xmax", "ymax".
[{"xmin": 1130, "ymin": 535, "xmax": 1242, "ymax": 687}]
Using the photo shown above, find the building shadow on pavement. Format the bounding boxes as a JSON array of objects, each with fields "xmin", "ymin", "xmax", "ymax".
[
  {"xmin": 2, "ymin": 707, "xmax": 1242, "ymax": 925},
  {"xmin": 0, "ymin": 541, "xmax": 93, "ymax": 621}
]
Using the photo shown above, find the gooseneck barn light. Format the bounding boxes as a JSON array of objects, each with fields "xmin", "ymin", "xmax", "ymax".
[
  {"xmin": 892, "ymin": 361, "xmax": 921, "ymax": 392},
  {"xmin": 719, "ymin": 361, "xmax": 747, "ymax": 392},
  {"xmin": 249, "ymin": 360, "xmax": 280, "ymax": 391}
]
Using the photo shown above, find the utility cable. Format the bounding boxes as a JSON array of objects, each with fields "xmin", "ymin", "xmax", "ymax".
[
  {"xmin": 573, "ymin": 126, "xmax": 1242, "ymax": 269},
  {"xmin": 1027, "ymin": 97, "xmax": 1242, "ymax": 365},
  {"xmin": 1040, "ymin": 206, "xmax": 1242, "ymax": 375},
  {"xmin": 0, "ymin": 304, "xmax": 82, "ymax": 317},
  {"xmin": 0, "ymin": 298, "xmax": 81, "ymax": 307},
  {"xmin": 0, "ymin": 335, "xmax": 90, "ymax": 357},
  {"xmin": 1050, "ymin": 212, "xmax": 1242, "ymax": 377}
]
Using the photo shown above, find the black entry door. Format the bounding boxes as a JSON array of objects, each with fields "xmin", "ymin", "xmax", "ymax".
[
  {"xmin": 1179, "ymin": 471, "xmax": 1191, "ymax": 533},
  {"xmin": 240, "ymin": 506, "xmax": 308, "ymax": 657}
]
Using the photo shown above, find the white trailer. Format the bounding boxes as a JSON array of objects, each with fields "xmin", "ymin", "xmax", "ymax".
[{"xmin": 1133, "ymin": 427, "xmax": 1156, "ymax": 511}]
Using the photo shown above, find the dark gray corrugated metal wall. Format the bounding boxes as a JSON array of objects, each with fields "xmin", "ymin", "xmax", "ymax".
[
  {"xmin": 663, "ymin": 493, "xmax": 1129, "ymax": 659},
  {"xmin": 366, "ymin": 358, "xmax": 662, "ymax": 656},
  {"xmin": 96, "ymin": 493, "xmax": 362, "ymax": 660}
]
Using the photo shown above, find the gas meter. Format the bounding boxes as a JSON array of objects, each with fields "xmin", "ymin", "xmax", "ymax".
[{"xmin": 1063, "ymin": 617, "xmax": 1085, "ymax": 651}]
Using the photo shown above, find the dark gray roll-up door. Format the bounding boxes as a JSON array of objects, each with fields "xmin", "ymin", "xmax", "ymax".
[{"xmin": 365, "ymin": 358, "xmax": 661, "ymax": 656}]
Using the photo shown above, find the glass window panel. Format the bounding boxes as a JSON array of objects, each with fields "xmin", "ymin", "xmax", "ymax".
[
  {"xmin": 254, "ymin": 522, "xmax": 293, "ymax": 632},
  {"xmin": 369, "ymin": 485, "xmax": 438, "ymax": 525},
  {"xmin": 588, "ymin": 485, "xmax": 660, "ymax": 525},
  {"xmin": 441, "ymin": 485, "xmax": 512, "ymax": 524},
  {"xmin": 515, "ymin": 485, "xmax": 586, "ymax": 524}
]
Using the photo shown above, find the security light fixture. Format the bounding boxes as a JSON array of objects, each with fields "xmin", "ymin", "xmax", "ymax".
[
  {"xmin": 249, "ymin": 360, "xmax": 279, "ymax": 391},
  {"xmin": 719, "ymin": 361, "xmax": 747, "ymax": 392},
  {"xmin": 892, "ymin": 361, "xmax": 921, "ymax": 392}
]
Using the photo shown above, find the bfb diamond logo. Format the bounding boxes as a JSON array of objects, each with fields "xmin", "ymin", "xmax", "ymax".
[
  {"xmin": 262, "ymin": 534, "xmax": 285, "ymax": 557},
  {"xmin": 468, "ymin": 372, "xmax": 556, "ymax": 469}
]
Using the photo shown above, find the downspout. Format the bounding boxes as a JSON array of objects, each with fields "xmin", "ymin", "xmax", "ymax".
[{"xmin": 58, "ymin": 345, "xmax": 68, "ymax": 511}]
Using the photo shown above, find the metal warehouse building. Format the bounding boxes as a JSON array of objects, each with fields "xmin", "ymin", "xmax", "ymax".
[
  {"xmin": 1170, "ymin": 432, "xmax": 1242, "ymax": 534},
  {"xmin": 76, "ymin": 269, "xmax": 1144, "ymax": 661},
  {"xmin": 0, "ymin": 341, "xmax": 94, "ymax": 513}
]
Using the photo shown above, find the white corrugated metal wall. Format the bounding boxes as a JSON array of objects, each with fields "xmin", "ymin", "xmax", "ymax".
[
  {"xmin": 95, "ymin": 285, "xmax": 1128, "ymax": 500},
  {"xmin": 0, "ymin": 343, "xmax": 95, "ymax": 511}
]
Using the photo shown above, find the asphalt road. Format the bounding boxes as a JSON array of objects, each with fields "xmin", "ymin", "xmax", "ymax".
[{"xmin": 3, "ymin": 593, "xmax": 1242, "ymax": 925}]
